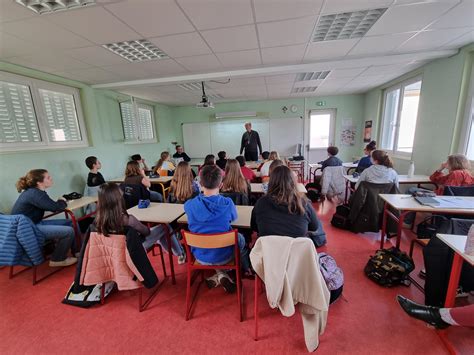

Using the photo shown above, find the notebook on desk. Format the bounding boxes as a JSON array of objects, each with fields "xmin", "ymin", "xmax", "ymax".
[{"xmin": 415, "ymin": 196, "xmax": 440, "ymax": 206}]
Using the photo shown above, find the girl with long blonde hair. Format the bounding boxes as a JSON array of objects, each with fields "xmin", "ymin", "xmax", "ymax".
[
  {"xmin": 168, "ymin": 161, "xmax": 200, "ymax": 203},
  {"xmin": 221, "ymin": 159, "xmax": 249, "ymax": 195}
]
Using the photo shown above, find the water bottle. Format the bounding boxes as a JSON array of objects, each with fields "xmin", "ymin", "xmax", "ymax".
[
  {"xmin": 466, "ymin": 225, "xmax": 474, "ymax": 256},
  {"xmin": 407, "ymin": 161, "xmax": 415, "ymax": 178}
]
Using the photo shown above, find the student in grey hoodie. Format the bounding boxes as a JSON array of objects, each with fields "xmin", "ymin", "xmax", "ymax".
[{"xmin": 355, "ymin": 150, "xmax": 398, "ymax": 189}]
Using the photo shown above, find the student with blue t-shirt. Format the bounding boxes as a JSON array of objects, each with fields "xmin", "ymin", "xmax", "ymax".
[
  {"xmin": 356, "ymin": 140, "xmax": 376, "ymax": 173},
  {"xmin": 184, "ymin": 165, "xmax": 250, "ymax": 293}
]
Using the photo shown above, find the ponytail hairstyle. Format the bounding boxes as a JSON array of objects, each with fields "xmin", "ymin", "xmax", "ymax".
[
  {"xmin": 365, "ymin": 140, "xmax": 376, "ymax": 153},
  {"xmin": 221, "ymin": 159, "xmax": 248, "ymax": 194},
  {"xmin": 16, "ymin": 169, "xmax": 48, "ymax": 192},
  {"xmin": 154, "ymin": 151, "xmax": 170, "ymax": 173},
  {"xmin": 447, "ymin": 154, "xmax": 470, "ymax": 171},
  {"xmin": 95, "ymin": 182, "xmax": 127, "ymax": 237},
  {"xmin": 371, "ymin": 150, "xmax": 393, "ymax": 168},
  {"xmin": 170, "ymin": 161, "xmax": 194, "ymax": 202}
]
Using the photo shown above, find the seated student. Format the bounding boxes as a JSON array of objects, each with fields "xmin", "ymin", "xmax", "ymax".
[
  {"xmin": 95, "ymin": 182, "xmax": 185, "ymax": 264},
  {"xmin": 167, "ymin": 161, "xmax": 200, "ymax": 204},
  {"xmin": 124, "ymin": 161, "xmax": 163, "ymax": 202},
  {"xmin": 260, "ymin": 151, "xmax": 280, "ymax": 177},
  {"xmin": 198, "ymin": 154, "xmax": 224, "ymax": 175},
  {"xmin": 318, "ymin": 146, "xmax": 343, "ymax": 170},
  {"xmin": 356, "ymin": 141, "xmax": 376, "ymax": 173},
  {"xmin": 153, "ymin": 152, "xmax": 176, "ymax": 176},
  {"xmin": 216, "ymin": 151, "xmax": 227, "ymax": 171},
  {"xmin": 261, "ymin": 159, "xmax": 285, "ymax": 192},
  {"xmin": 184, "ymin": 165, "xmax": 250, "ymax": 292},
  {"xmin": 172, "ymin": 145, "xmax": 191, "ymax": 163},
  {"xmin": 257, "ymin": 151, "xmax": 270, "ymax": 171},
  {"xmin": 251, "ymin": 165, "xmax": 321, "ymax": 247},
  {"xmin": 11, "ymin": 169, "xmax": 76, "ymax": 267},
  {"xmin": 429, "ymin": 154, "xmax": 474, "ymax": 195},
  {"xmin": 355, "ymin": 150, "xmax": 398, "ymax": 189},
  {"xmin": 221, "ymin": 159, "xmax": 250, "ymax": 199},
  {"xmin": 85, "ymin": 156, "xmax": 105, "ymax": 187},
  {"xmin": 236, "ymin": 155, "xmax": 256, "ymax": 182},
  {"xmin": 131, "ymin": 154, "xmax": 149, "ymax": 172}
]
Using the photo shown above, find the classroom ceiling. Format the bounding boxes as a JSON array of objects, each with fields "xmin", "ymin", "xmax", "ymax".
[{"xmin": 1, "ymin": 0, "xmax": 473, "ymax": 106}]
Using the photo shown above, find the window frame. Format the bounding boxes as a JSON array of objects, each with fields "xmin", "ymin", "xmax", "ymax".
[
  {"xmin": 459, "ymin": 64, "xmax": 474, "ymax": 160},
  {"xmin": 379, "ymin": 75, "xmax": 423, "ymax": 158},
  {"xmin": 0, "ymin": 71, "xmax": 88, "ymax": 152},
  {"xmin": 308, "ymin": 108, "xmax": 336, "ymax": 150},
  {"xmin": 120, "ymin": 97, "xmax": 157, "ymax": 144}
]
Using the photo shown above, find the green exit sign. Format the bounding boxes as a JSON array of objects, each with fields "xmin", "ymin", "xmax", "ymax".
[{"xmin": 316, "ymin": 101, "xmax": 326, "ymax": 107}]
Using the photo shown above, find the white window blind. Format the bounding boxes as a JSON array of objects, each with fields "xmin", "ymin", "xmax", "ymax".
[
  {"xmin": 0, "ymin": 80, "xmax": 41, "ymax": 143},
  {"xmin": 120, "ymin": 99, "xmax": 156, "ymax": 143}
]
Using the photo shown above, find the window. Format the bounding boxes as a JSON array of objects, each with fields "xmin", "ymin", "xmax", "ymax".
[
  {"xmin": 0, "ymin": 72, "xmax": 87, "ymax": 152},
  {"xmin": 119, "ymin": 98, "xmax": 156, "ymax": 143},
  {"xmin": 380, "ymin": 77, "xmax": 422, "ymax": 156},
  {"xmin": 461, "ymin": 64, "xmax": 474, "ymax": 160},
  {"xmin": 309, "ymin": 109, "xmax": 335, "ymax": 149}
]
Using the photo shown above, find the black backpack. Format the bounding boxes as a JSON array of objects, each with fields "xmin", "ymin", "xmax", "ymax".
[
  {"xmin": 330, "ymin": 204, "xmax": 351, "ymax": 230},
  {"xmin": 364, "ymin": 248, "xmax": 415, "ymax": 287}
]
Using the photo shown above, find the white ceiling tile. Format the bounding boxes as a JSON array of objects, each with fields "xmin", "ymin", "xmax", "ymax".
[
  {"xmin": 322, "ymin": 0, "xmax": 393, "ymax": 14},
  {"xmin": 0, "ymin": 0, "xmax": 36, "ymax": 23},
  {"xmin": 59, "ymin": 67, "xmax": 120, "ymax": 85},
  {"xmin": 2, "ymin": 18, "xmax": 93, "ymax": 49},
  {"xmin": 46, "ymin": 6, "xmax": 141, "ymax": 44},
  {"xmin": 216, "ymin": 49, "xmax": 262, "ymax": 68},
  {"xmin": 348, "ymin": 33, "xmax": 416, "ymax": 56},
  {"xmin": 394, "ymin": 0, "xmax": 460, "ymax": 5},
  {"xmin": 429, "ymin": 1, "xmax": 474, "ymax": 29},
  {"xmin": 327, "ymin": 67, "xmax": 367, "ymax": 78},
  {"xmin": 66, "ymin": 46, "xmax": 129, "ymax": 66},
  {"xmin": 441, "ymin": 30, "xmax": 474, "ymax": 49},
  {"xmin": 201, "ymin": 25, "xmax": 259, "ymax": 53},
  {"xmin": 177, "ymin": 0, "xmax": 253, "ymax": 30},
  {"xmin": 0, "ymin": 32, "xmax": 40, "ymax": 58},
  {"xmin": 261, "ymin": 44, "xmax": 306, "ymax": 65},
  {"xmin": 304, "ymin": 38, "xmax": 359, "ymax": 61},
  {"xmin": 149, "ymin": 32, "xmax": 211, "ymax": 58},
  {"xmin": 253, "ymin": 0, "xmax": 324, "ymax": 22},
  {"xmin": 101, "ymin": 63, "xmax": 153, "ymax": 80},
  {"xmin": 230, "ymin": 77, "xmax": 267, "ymax": 87},
  {"xmin": 396, "ymin": 28, "xmax": 472, "ymax": 52},
  {"xmin": 360, "ymin": 64, "xmax": 411, "ymax": 76},
  {"xmin": 175, "ymin": 54, "xmax": 223, "ymax": 72},
  {"xmin": 105, "ymin": 0, "xmax": 195, "ymax": 37},
  {"xmin": 367, "ymin": 2, "xmax": 459, "ymax": 36},
  {"xmin": 264, "ymin": 74, "xmax": 297, "ymax": 84},
  {"xmin": 258, "ymin": 16, "xmax": 316, "ymax": 47},
  {"xmin": 319, "ymin": 77, "xmax": 354, "ymax": 87},
  {"xmin": 8, "ymin": 52, "xmax": 90, "ymax": 73},
  {"xmin": 133, "ymin": 59, "xmax": 188, "ymax": 76}
]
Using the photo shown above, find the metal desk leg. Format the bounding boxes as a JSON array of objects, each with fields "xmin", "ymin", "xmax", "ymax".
[
  {"xmin": 380, "ymin": 202, "xmax": 388, "ymax": 249},
  {"xmin": 163, "ymin": 224, "xmax": 176, "ymax": 285},
  {"xmin": 444, "ymin": 254, "xmax": 463, "ymax": 308}
]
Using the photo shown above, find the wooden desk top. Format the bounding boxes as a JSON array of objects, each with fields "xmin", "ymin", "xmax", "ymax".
[
  {"xmin": 66, "ymin": 196, "xmax": 98, "ymax": 211},
  {"xmin": 437, "ymin": 234, "xmax": 474, "ymax": 266},
  {"xmin": 127, "ymin": 203, "xmax": 184, "ymax": 224},
  {"xmin": 344, "ymin": 174, "xmax": 432, "ymax": 184},
  {"xmin": 177, "ymin": 205, "xmax": 253, "ymax": 228},
  {"xmin": 109, "ymin": 176, "xmax": 173, "ymax": 184},
  {"xmin": 250, "ymin": 183, "xmax": 307, "ymax": 193},
  {"xmin": 379, "ymin": 194, "xmax": 474, "ymax": 213}
]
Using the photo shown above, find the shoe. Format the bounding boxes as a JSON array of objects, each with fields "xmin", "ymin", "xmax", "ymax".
[
  {"xmin": 217, "ymin": 272, "xmax": 236, "ymax": 293},
  {"xmin": 396, "ymin": 295, "xmax": 450, "ymax": 329},
  {"xmin": 205, "ymin": 273, "xmax": 219, "ymax": 289},
  {"xmin": 418, "ymin": 269, "xmax": 426, "ymax": 279},
  {"xmin": 177, "ymin": 254, "xmax": 186, "ymax": 265},
  {"xmin": 49, "ymin": 257, "xmax": 77, "ymax": 267}
]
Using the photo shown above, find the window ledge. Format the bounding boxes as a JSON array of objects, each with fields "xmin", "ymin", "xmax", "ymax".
[{"xmin": 391, "ymin": 154, "xmax": 412, "ymax": 161}]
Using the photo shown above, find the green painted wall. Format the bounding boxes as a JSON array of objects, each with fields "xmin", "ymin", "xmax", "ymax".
[
  {"xmin": 171, "ymin": 94, "xmax": 366, "ymax": 162},
  {"xmin": 363, "ymin": 44, "xmax": 474, "ymax": 175}
]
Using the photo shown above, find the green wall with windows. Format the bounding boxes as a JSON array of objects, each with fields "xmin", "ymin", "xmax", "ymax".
[{"xmin": 364, "ymin": 44, "xmax": 474, "ymax": 175}]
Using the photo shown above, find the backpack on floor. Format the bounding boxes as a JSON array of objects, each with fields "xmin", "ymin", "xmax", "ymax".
[
  {"xmin": 364, "ymin": 248, "xmax": 414, "ymax": 287},
  {"xmin": 330, "ymin": 204, "xmax": 351, "ymax": 230},
  {"xmin": 319, "ymin": 253, "xmax": 344, "ymax": 304},
  {"xmin": 305, "ymin": 182, "xmax": 321, "ymax": 202},
  {"xmin": 62, "ymin": 282, "xmax": 115, "ymax": 308}
]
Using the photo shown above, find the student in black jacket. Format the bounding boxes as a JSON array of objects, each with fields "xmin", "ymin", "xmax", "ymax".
[
  {"xmin": 251, "ymin": 166, "xmax": 321, "ymax": 244},
  {"xmin": 85, "ymin": 156, "xmax": 105, "ymax": 187},
  {"xmin": 173, "ymin": 145, "xmax": 191, "ymax": 162}
]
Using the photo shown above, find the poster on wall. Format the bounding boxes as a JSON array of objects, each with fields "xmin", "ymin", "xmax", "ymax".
[
  {"xmin": 341, "ymin": 118, "xmax": 356, "ymax": 146},
  {"xmin": 364, "ymin": 120, "xmax": 373, "ymax": 142}
]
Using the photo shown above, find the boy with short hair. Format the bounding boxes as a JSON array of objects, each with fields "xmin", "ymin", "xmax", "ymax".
[
  {"xmin": 216, "ymin": 151, "xmax": 227, "ymax": 170},
  {"xmin": 236, "ymin": 155, "xmax": 256, "ymax": 181},
  {"xmin": 319, "ymin": 146, "xmax": 342, "ymax": 171},
  {"xmin": 184, "ymin": 165, "xmax": 250, "ymax": 292},
  {"xmin": 85, "ymin": 156, "xmax": 105, "ymax": 187},
  {"xmin": 257, "ymin": 151, "xmax": 270, "ymax": 171}
]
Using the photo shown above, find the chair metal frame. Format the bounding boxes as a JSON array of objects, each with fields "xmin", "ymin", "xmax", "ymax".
[{"xmin": 181, "ymin": 229, "xmax": 243, "ymax": 321}]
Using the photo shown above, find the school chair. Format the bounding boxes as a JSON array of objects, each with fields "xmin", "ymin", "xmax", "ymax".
[
  {"xmin": 181, "ymin": 229, "xmax": 243, "ymax": 321},
  {"xmin": 287, "ymin": 160, "xmax": 304, "ymax": 183}
]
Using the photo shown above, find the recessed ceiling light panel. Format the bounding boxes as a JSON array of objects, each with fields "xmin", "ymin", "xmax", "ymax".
[
  {"xmin": 296, "ymin": 71, "xmax": 331, "ymax": 81},
  {"xmin": 102, "ymin": 40, "xmax": 169, "ymax": 62},
  {"xmin": 15, "ymin": 0, "xmax": 96, "ymax": 14},
  {"xmin": 292, "ymin": 87, "xmax": 317, "ymax": 93},
  {"xmin": 312, "ymin": 8, "xmax": 387, "ymax": 42},
  {"xmin": 178, "ymin": 82, "xmax": 205, "ymax": 91}
]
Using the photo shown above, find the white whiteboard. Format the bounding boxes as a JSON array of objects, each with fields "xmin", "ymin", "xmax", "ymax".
[{"xmin": 182, "ymin": 117, "xmax": 304, "ymax": 158}]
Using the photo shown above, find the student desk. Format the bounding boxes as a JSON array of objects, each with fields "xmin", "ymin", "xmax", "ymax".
[
  {"xmin": 189, "ymin": 159, "xmax": 203, "ymax": 167},
  {"xmin": 177, "ymin": 205, "xmax": 254, "ymax": 229},
  {"xmin": 246, "ymin": 162, "xmax": 261, "ymax": 170},
  {"xmin": 343, "ymin": 174, "xmax": 433, "ymax": 203},
  {"xmin": 250, "ymin": 183, "xmax": 307, "ymax": 194},
  {"xmin": 379, "ymin": 194, "xmax": 474, "ymax": 250},
  {"xmin": 109, "ymin": 176, "xmax": 173, "ymax": 198},
  {"xmin": 127, "ymin": 203, "xmax": 185, "ymax": 284}
]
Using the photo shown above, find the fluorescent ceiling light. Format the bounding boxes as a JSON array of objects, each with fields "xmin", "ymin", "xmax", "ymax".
[
  {"xmin": 102, "ymin": 40, "xmax": 168, "ymax": 63},
  {"xmin": 178, "ymin": 82, "xmax": 205, "ymax": 91},
  {"xmin": 215, "ymin": 111, "xmax": 256, "ymax": 119},
  {"xmin": 312, "ymin": 8, "xmax": 387, "ymax": 42},
  {"xmin": 296, "ymin": 71, "xmax": 330, "ymax": 81},
  {"xmin": 292, "ymin": 87, "xmax": 317, "ymax": 93},
  {"xmin": 15, "ymin": 0, "xmax": 96, "ymax": 14}
]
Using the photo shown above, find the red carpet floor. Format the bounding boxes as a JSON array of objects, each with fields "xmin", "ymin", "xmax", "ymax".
[{"xmin": 1, "ymin": 201, "xmax": 472, "ymax": 354}]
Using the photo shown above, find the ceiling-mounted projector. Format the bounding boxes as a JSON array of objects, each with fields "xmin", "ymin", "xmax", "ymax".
[{"xmin": 196, "ymin": 81, "xmax": 214, "ymax": 108}]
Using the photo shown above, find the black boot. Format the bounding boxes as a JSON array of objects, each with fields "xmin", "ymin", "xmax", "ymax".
[{"xmin": 396, "ymin": 295, "xmax": 450, "ymax": 329}]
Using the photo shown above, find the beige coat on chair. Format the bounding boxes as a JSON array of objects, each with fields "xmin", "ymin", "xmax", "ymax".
[{"xmin": 250, "ymin": 236, "xmax": 330, "ymax": 352}]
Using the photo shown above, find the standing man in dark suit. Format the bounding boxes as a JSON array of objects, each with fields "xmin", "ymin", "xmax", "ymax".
[{"xmin": 240, "ymin": 122, "xmax": 262, "ymax": 162}]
